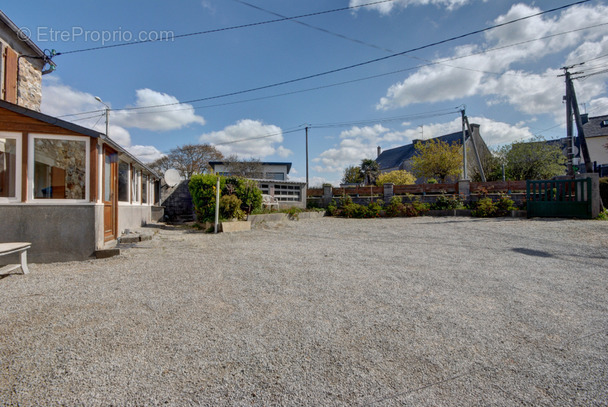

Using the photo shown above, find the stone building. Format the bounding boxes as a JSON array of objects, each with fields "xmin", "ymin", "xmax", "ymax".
[
  {"xmin": 0, "ymin": 12, "xmax": 162, "ymax": 263},
  {"xmin": 0, "ymin": 10, "xmax": 56, "ymax": 111}
]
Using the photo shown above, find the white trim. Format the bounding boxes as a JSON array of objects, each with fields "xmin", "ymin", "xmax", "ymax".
[
  {"xmin": 0, "ymin": 131, "xmax": 22, "ymax": 203},
  {"xmin": 28, "ymin": 133, "xmax": 90, "ymax": 203}
]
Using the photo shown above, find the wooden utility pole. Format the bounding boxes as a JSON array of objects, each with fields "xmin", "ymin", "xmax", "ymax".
[
  {"xmin": 305, "ymin": 126, "xmax": 309, "ymax": 188},
  {"xmin": 461, "ymin": 108, "xmax": 468, "ymax": 180},
  {"xmin": 560, "ymin": 66, "xmax": 593, "ymax": 174}
]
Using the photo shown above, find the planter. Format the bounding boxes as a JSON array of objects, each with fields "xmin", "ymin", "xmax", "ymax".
[{"xmin": 220, "ymin": 220, "xmax": 251, "ymax": 233}]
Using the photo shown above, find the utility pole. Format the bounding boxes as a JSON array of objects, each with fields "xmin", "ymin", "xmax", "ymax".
[
  {"xmin": 94, "ymin": 96, "xmax": 110, "ymax": 138},
  {"xmin": 560, "ymin": 66, "xmax": 593, "ymax": 175},
  {"xmin": 305, "ymin": 126, "xmax": 309, "ymax": 188},
  {"xmin": 461, "ymin": 108, "xmax": 468, "ymax": 180}
]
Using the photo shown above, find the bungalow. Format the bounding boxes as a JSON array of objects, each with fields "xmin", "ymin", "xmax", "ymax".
[
  {"xmin": 209, "ymin": 161, "xmax": 307, "ymax": 208},
  {"xmin": 376, "ymin": 123, "xmax": 490, "ymax": 182},
  {"xmin": 0, "ymin": 12, "xmax": 160, "ymax": 263}
]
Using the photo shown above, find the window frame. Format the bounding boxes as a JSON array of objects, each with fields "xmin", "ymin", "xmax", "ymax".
[
  {"xmin": 131, "ymin": 167, "xmax": 141, "ymax": 204},
  {"xmin": 0, "ymin": 131, "xmax": 22, "ymax": 203},
  {"xmin": 117, "ymin": 160, "xmax": 131, "ymax": 204},
  {"xmin": 28, "ymin": 133, "xmax": 90, "ymax": 203}
]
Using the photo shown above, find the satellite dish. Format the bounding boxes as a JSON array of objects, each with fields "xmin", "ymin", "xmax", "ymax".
[{"xmin": 164, "ymin": 169, "xmax": 181, "ymax": 187}]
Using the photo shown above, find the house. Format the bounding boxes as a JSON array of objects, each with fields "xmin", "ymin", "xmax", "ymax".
[
  {"xmin": 375, "ymin": 123, "xmax": 490, "ymax": 182},
  {"xmin": 0, "ymin": 10, "xmax": 56, "ymax": 111},
  {"xmin": 0, "ymin": 12, "xmax": 161, "ymax": 263},
  {"xmin": 209, "ymin": 161, "xmax": 307, "ymax": 208},
  {"xmin": 581, "ymin": 114, "xmax": 608, "ymax": 176}
]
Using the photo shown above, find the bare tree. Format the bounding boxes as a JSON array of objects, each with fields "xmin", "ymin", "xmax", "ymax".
[
  {"xmin": 150, "ymin": 144, "xmax": 223, "ymax": 179},
  {"xmin": 221, "ymin": 155, "xmax": 264, "ymax": 178}
]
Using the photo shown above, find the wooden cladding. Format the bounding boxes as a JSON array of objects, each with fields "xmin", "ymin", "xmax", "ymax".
[{"xmin": 4, "ymin": 46, "xmax": 18, "ymax": 104}]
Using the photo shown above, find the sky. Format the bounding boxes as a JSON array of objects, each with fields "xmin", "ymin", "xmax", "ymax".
[{"xmin": 4, "ymin": 0, "xmax": 608, "ymax": 185}]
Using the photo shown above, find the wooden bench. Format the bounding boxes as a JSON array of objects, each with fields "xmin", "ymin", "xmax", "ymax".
[{"xmin": 0, "ymin": 243, "xmax": 31, "ymax": 275}]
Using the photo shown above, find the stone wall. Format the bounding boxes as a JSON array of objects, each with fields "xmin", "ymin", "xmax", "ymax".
[
  {"xmin": 18, "ymin": 57, "xmax": 42, "ymax": 111},
  {"xmin": 160, "ymin": 180, "xmax": 195, "ymax": 222}
]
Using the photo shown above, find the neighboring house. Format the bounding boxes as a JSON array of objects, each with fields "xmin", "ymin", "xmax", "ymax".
[
  {"xmin": 376, "ymin": 123, "xmax": 490, "ymax": 182},
  {"xmin": 0, "ymin": 10, "xmax": 56, "ymax": 111},
  {"xmin": 0, "ymin": 14, "xmax": 160, "ymax": 263},
  {"xmin": 582, "ymin": 114, "xmax": 608, "ymax": 176},
  {"xmin": 209, "ymin": 161, "xmax": 307, "ymax": 208}
]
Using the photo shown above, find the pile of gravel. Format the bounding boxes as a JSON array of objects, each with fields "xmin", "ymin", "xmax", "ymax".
[{"xmin": 1, "ymin": 217, "xmax": 606, "ymax": 405}]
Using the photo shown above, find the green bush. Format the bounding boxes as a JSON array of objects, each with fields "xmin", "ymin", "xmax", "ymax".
[
  {"xmin": 472, "ymin": 196, "xmax": 515, "ymax": 217},
  {"xmin": 219, "ymin": 194, "xmax": 245, "ymax": 220},
  {"xmin": 189, "ymin": 174, "xmax": 262, "ymax": 222},
  {"xmin": 431, "ymin": 194, "xmax": 463, "ymax": 210}
]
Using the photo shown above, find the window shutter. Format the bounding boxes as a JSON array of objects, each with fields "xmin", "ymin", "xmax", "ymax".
[{"xmin": 4, "ymin": 47, "xmax": 18, "ymax": 104}]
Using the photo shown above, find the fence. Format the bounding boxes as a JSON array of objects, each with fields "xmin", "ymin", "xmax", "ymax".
[{"xmin": 307, "ymin": 180, "xmax": 527, "ymax": 207}]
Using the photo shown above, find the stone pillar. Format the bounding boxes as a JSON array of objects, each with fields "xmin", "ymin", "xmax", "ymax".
[
  {"xmin": 323, "ymin": 184, "xmax": 333, "ymax": 207},
  {"xmin": 576, "ymin": 173, "xmax": 600, "ymax": 218},
  {"xmin": 457, "ymin": 180, "xmax": 471, "ymax": 200},
  {"xmin": 383, "ymin": 183, "xmax": 394, "ymax": 202}
]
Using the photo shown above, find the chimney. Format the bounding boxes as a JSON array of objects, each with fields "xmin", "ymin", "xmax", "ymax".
[
  {"xmin": 377, "ymin": 146, "xmax": 382, "ymax": 157},
  {"xmin": 581, "ymin": 113, "xmax": 589, "ymax": 125}
]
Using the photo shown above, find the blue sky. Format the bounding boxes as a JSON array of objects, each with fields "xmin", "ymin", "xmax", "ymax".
[{"xmin": 4, "ymin": 0, "xmax": 608, "ymax": 185}]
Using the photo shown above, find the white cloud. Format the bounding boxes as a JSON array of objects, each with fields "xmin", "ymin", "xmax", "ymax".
[
  {"xmin": 199, "ymin": 119, "xmax": 291, "ymax": 159},
  {"xmin": 376, "ymin": 3, "xmax": 608, "ymax": 122},
  {"xmin": 349, "ymin": 0, "xmax": 475, "ymax": 14},
  {"xmin": 41, "ymin": 78, "xmax": 166, "ymax": 163},
  {"xmin": 112, "ymin": 89, "xmax": 206, "ymax": 131}
]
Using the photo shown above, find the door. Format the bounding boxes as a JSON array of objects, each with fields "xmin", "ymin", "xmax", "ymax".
[{"xmin": 103, "ymin": 146, "xmax": 118, "ymax": 242}]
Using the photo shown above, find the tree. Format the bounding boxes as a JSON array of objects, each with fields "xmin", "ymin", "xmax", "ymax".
[
  {"xmin": 342, "ymin": 165, "xmax": 363, "ymax": 184},
  {"xmin": 411, "ymin": 139, "xmax": 462, "ymax": 182},
  {"xmin": 501, "ymin": 137, "xmax": 566, "ymax": 180},
  {"xmin": 360, "ymin": 158, "xmax": 380, "ymax": 185},
  {"xmin": 470, "ymin": 148, "xmax": 504, "ymax": 182},
  {"xmin": 221, "ymin": 155, "xmax": 264, "ymax": 178},
  {"xmin": 376, "ymin": 170, "xmax": 416, "ymax": 186},
  {"xmin": 150, "ymin": 143, "xmax": 223, "ymax": 179}
]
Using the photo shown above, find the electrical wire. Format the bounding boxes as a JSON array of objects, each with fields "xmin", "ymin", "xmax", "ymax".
[
  {"xmin": 55, "ymin": 0, "xmax": 399, "ymax": 56},
  {"xmin": 79, "ymin": 20, "xmax": 608, "ymax": 119},
  {"xmin": 99, "ymin": 0, "xmax": 595, "ymax": 113}
]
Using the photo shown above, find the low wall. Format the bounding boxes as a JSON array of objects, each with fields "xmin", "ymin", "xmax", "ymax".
[
  {"xmin": 118, "ymin": 205, "xmax": 153, "ymax": 234},
  {"xmin": 0, "ymin": 204, "xmax": 96, "ymax": 263}
]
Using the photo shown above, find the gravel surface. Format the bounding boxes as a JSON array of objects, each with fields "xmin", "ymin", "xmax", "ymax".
[{"xmin": 1, "ymin": 217, "xmax": 607, "ymax": 406}]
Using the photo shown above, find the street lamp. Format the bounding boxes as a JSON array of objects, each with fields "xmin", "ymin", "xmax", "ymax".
[{"xmin": 94, "ymin": 96, "xmax": 110, "ymax": 138}]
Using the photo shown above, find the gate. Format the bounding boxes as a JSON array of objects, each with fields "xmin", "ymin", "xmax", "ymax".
[{"xmin": 526, "ymin": 178, "xmax": 592, "ymax": 219}]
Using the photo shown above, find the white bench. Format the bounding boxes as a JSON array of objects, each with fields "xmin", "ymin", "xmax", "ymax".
[
  {"xmin": 262, "ymin": 194, "xmax": 280, "ymax": 210},
  {"xmin": 0, "ymin": 242, "xmax": 31, "ymax": 275}
]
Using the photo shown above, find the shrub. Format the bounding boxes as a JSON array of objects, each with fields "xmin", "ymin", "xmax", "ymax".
[
  {"xmin": 472, "ymin": 196, "xmax": 515, "ymax": 217},
  {"xmin": 431, "ymin": 194, "xmax": 463, "ymax": 210},
  {"xmin": 219, "ymin": 194, "xmax": 245, "ymax": 220},
  {"xmin": 367, "ymin": 201, "xmax": 384, "ymax": 218},
  {"xmin": 283, "ymin": 206, "xmax": 302, "ymax": 220},
  {"xmin": 376, "ymin": 170, "xmax": 416, "ymax": 186},
  {"xmin": 189, "ymin": 174, "xmax": 226, "ymax": 223},
  {"xmin": 234, "ymin": 178, "xmax": 262, "ymax": 214},
  {"xmin": 600, "ymin": 177, "xmax": 608, "ymax": 208}
]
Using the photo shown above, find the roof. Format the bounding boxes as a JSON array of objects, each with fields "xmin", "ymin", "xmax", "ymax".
[
  {"xmin": 209, "ymin": 161, "xmax": 292, "ymax": 174},
  {"xmin": 582, "ymin": 114, "xmax": 608, "ymax": 138},
  {"xmin": 0, "ymin": 99, "xmax": 160, "ymax": 178},
  {"xmin": 0, "ymin": 10, "xmax": 56, "ymax": 70},
  {"xmin": 376, "ymin": 131, "xmax": 465, "ymax": 171}
]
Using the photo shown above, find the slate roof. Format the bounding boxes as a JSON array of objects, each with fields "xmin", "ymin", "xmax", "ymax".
[
  {"xmin": 376, "ymin": 131, "xmax": 465, "ymax": 171},
  {"xmin": 582, "ymin": 114, "xmax": 608, "ymax": 138}
]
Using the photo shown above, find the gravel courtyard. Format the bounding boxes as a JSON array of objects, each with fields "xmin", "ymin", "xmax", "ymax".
[{"xmin": 1, "ymin": 217, "xmax": 607, "ymax": 406}]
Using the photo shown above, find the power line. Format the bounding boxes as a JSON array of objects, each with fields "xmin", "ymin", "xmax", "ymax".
[
  {"xmin": 106, "ymin": 0, "xmax": 594, "ymax": 113},
  {"xmin": 55, "ymin": 0, "xmax": 398, "ymax": 56}
]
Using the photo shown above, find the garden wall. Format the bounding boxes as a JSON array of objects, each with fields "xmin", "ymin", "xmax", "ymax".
[{"xmin": 307, "ymin": 180, "xmax": 527, "ymax": 208}]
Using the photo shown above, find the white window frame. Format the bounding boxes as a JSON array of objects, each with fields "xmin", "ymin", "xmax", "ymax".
[
  {"xmin": 141, "ymin": 173, "xmax": 149, "ymax": 205},
  {"xmin": 0, "ymin": 131, "xmax": 22, "ymax": 203},
  {"xmin": 28, "ymin": 133, "xmax": 90, "ymax": 203},
  {"xmin": 118, "ymin": 159, "xmax": 131, "ymax": 204},
  {"xmin": 131, "ymin": 167, "xmax": 141, "ymax": 204}
]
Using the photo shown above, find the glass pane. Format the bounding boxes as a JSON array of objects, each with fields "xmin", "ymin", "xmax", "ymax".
[
  {"xmin": 104, "ymin": 154, "xmax": 111, "ymax": 202},
  {"xmin": 141, "ymin": 175, "xmax": 148, "ymax": 204},
  {"xmin": 0, "ymin": 138, "xmax": 17, "ymax": 198},
  {"xmin": 131, "ymin": 170, "xmax": 140, "ymax": 202},
  {"xmin": 34, "ymin": 138, "xmax": 86, "ymax": 199},
  {"xmin": 118, "ymin": 162, "xmax": 129, "ymax": 202}
]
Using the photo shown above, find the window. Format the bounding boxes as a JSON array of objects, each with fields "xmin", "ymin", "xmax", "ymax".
[
  {"xmin": 30, "ymin": 135, "xmax": 89, "ymax": 201},
  {"xmin": 266, "ymin": 172, "xmax": 285, "ymax": 181},
  {"xmin": 131, "ymin": 169, "xmax": 140, "ymax": 203},
  {"xmin": 0, "ymin": 132, "xmax": 21, "ymax": 201},
  {"xmin": 118, "ymin": 161, "xmax": 130, "ymax": 202},
  {"xmin": 142, "ymin": 174, "xmax": 148, "ymax": 204}
]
